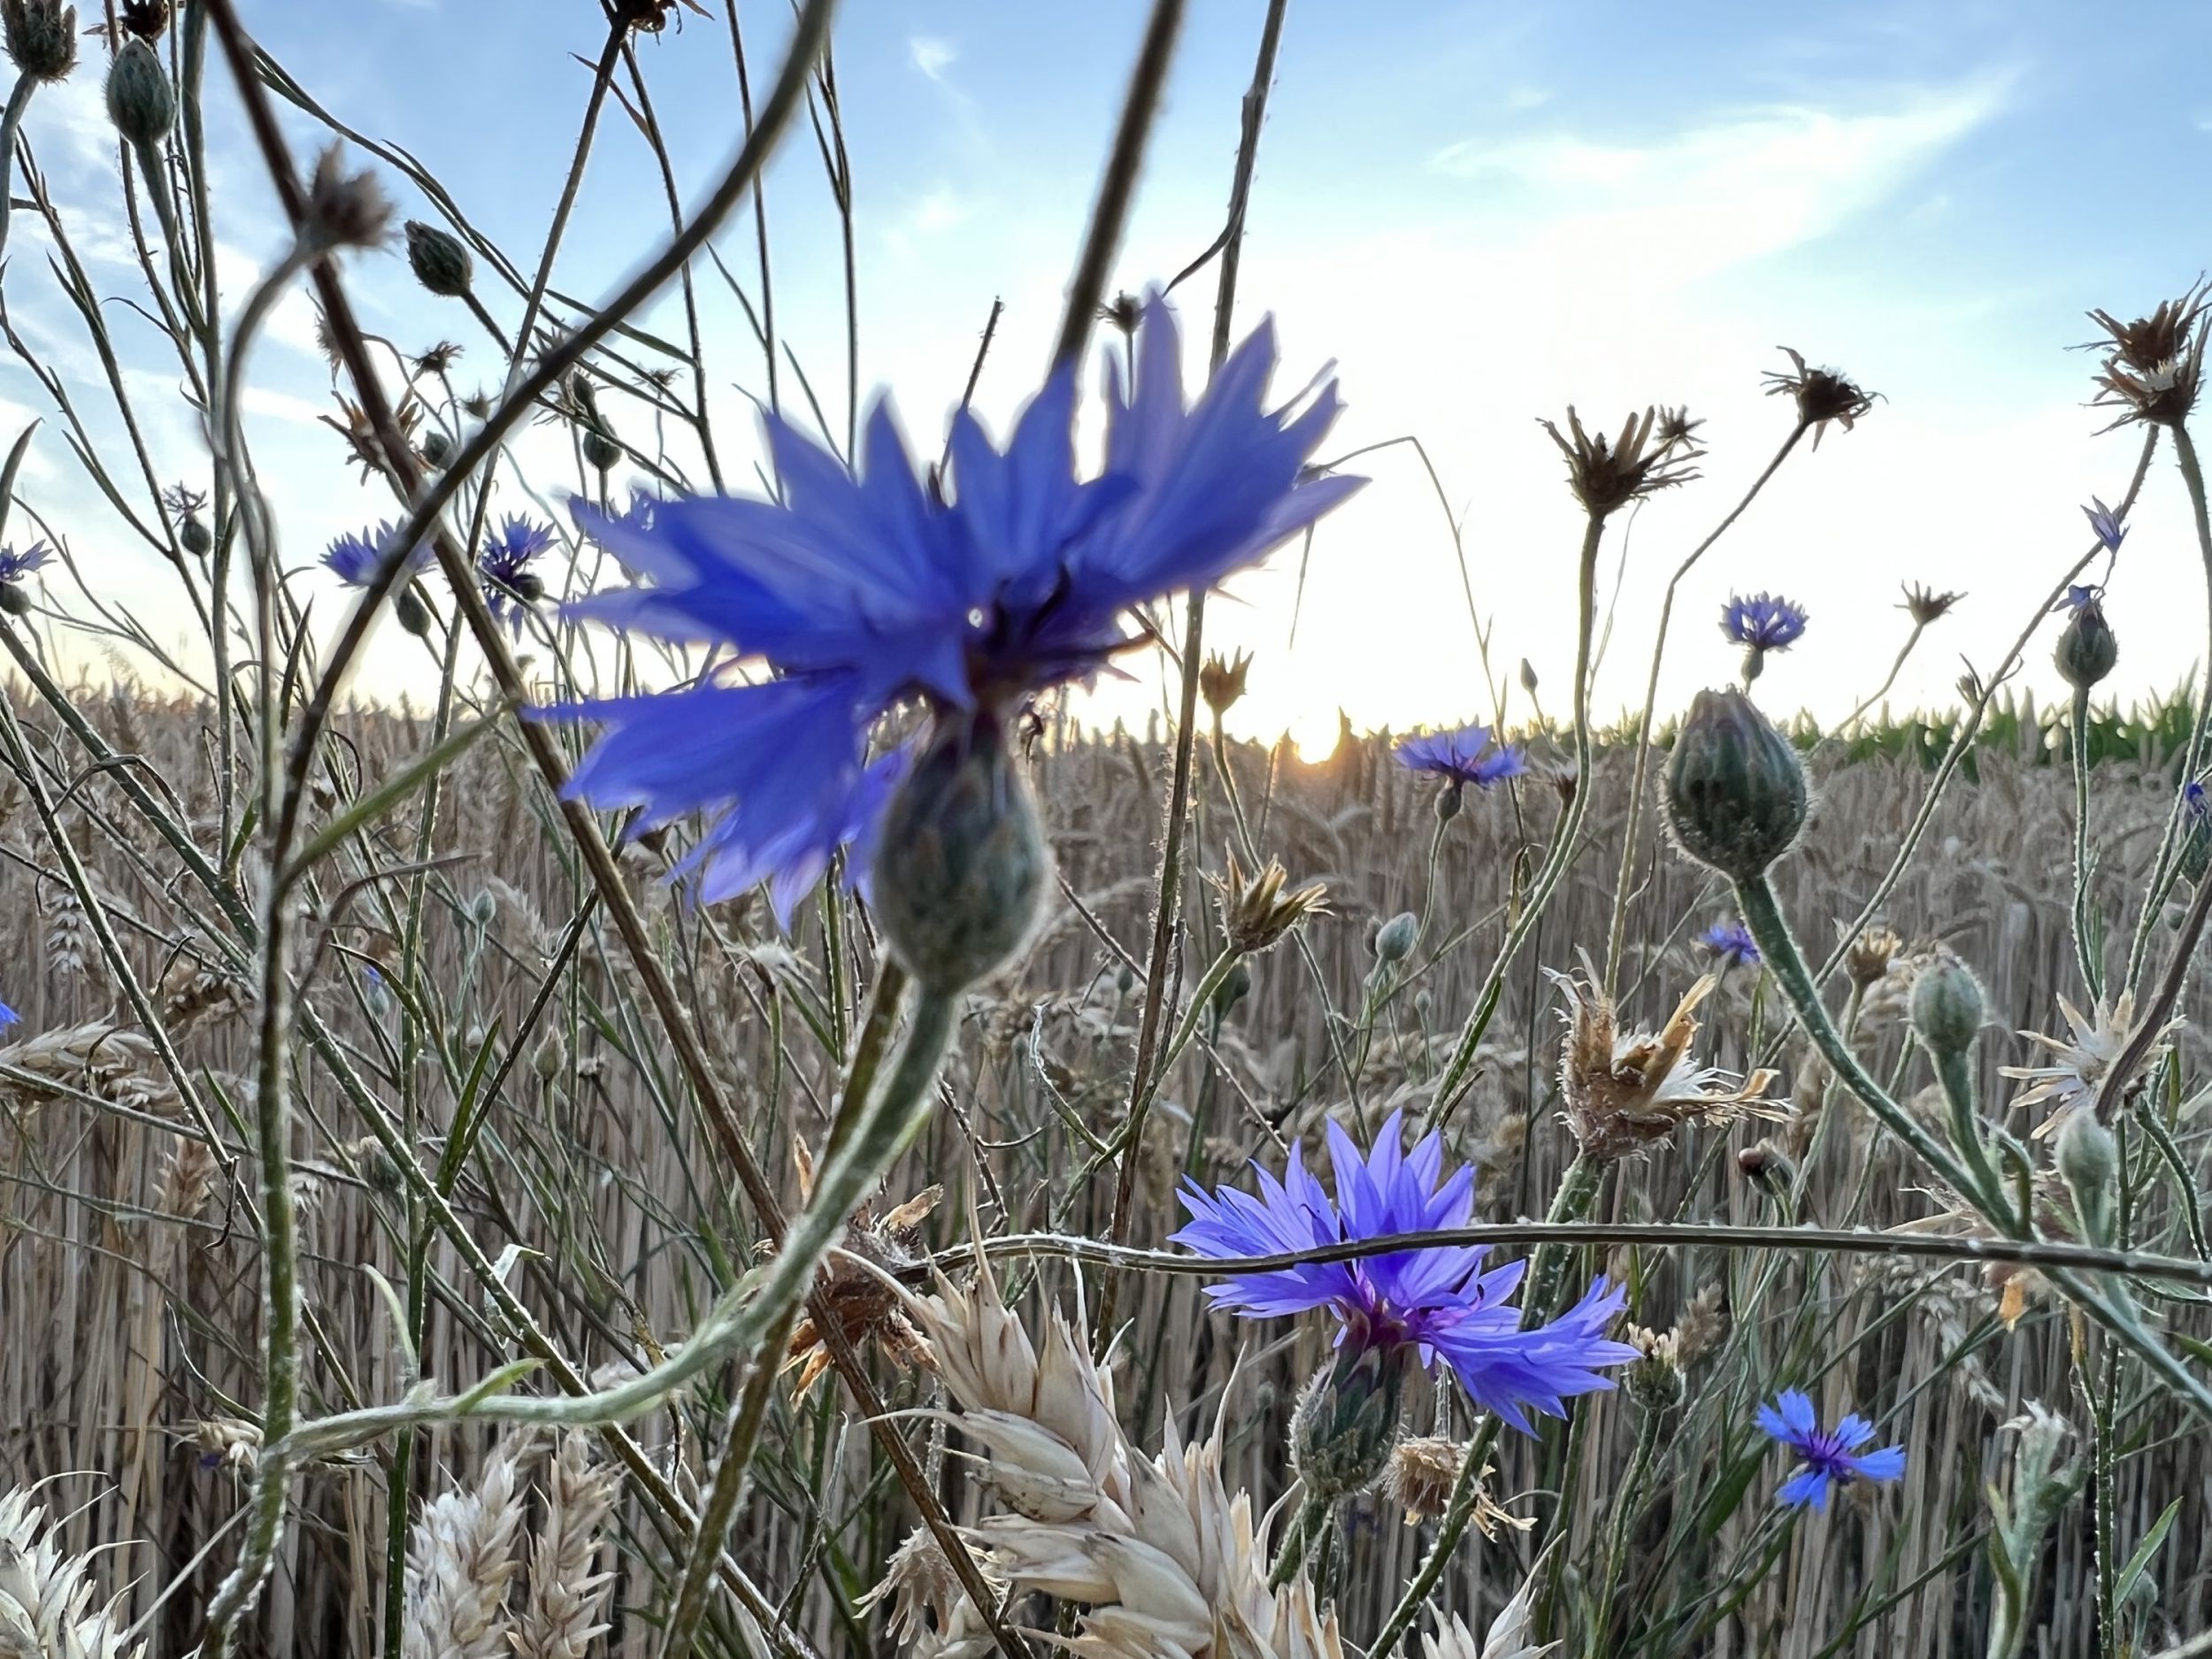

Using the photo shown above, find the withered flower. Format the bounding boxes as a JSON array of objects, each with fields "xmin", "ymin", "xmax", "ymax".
[
  {"xmin": 319, "ymin": 396, "xmax": 421, "ymax": 483},
  {"xmin": 781, "ymin": 1139, "xmax": 941, "ymax": 1393},
  {"xmin": 1555, "ymin": 972, "xmax": 1786, "ymax": 1162},
  {"xmin": 1539, "ymin": 404, "xmax": 1701, "ymax": 519},
  {"xmin": 116, "ymin": 0, "xmax": 166, "ymax": 39},
  {"xmin": 2087, "ymin": 280, "xmax": 2210, "ymax": 429},
  {"xmin": 616, "ymin": 0, "xmax": 709, "ymax": 32},
  {"xmin": 1382, "ymin": 1437, "xmax": 1528, "ymax": 1536},
  {"xmin": 301, "ymin": 144, "xmax": 392, "ymax": 255},
  {"xmin": 1844, "ymin": 922, "xmax": 1903, "ymax": 990},
  {"xmin": 1211, "ymin": 848, "xmax": 1327, "ymax": 956},
  {"xmin": 1901, "ymin": 582, "xmax": 1962, "ymax": 626},
  {"xmin": 410, "ymin": 340, "xmax": 464, "ymax": 379},
  {"xmin": 1655, "ymin": 404, "xmax": 1705, "ymax": 451},
  {"xmin": 2001, "ymin": 991, "xmax": 2177, "ymax": 1137},
  {"xmin": 1097, "ymin": 291, "xmax": 1143, "ymax": 338},
  {"xmin": 1198, "ymin": 648, "xmax": 1251, "ymax": 718},
  {"xmin": 1763, "ymin": 346, "xmax": 1878, "ymax": 448}
]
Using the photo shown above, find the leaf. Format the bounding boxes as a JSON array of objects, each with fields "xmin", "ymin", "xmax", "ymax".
[{"xmin": 2114, "ymin": 1496, "xmax": 2178, "ymax": 1609}]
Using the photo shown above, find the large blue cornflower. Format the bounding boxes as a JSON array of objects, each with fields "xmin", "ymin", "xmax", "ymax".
[
  {"xmin": 0, "ymin": 541, "xmax": 51, "ymax": 581},
  {"xmin": 480, "ymin": 514, "xmax": 557, "ymax": 632},
  {"xmin": 324, "ymin": 522, "xmax": 432, "ymax": 588},
  {"xmin": 550, "ymin": 295, "xmax": 1361, "ymax": 918},
  {"xmin": 1757, "ymin": 1390, "xmax": 1905, "ymax": 1509},
  {"xmin": 1696, "ymin": 918, "xmax": 1761, "ymax": 969},
  {"xmin": 1172, "ymin": 1110, "xmax": 1639, "ymax": 1432},
  {"xmin": 1394, "ymin": 724, "xmax": 1527, "ymax": 792}
]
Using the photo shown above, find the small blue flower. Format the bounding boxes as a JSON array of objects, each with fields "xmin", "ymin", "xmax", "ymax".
[
  {"xmin": 2083, "ymin": 497, "xmax": 2127, "ymax": 555},
  {"xmin": 1757, "ymin": 1389, "xmax": 1906, "ymax": 1510},
  {"xmin": 1697, "ymin": 918, "xmax": 1761, "ymax": 969},
  {"xmin": 1721, "ymin": 592, "xmax": 1809, "ymax": 652},
  {"xmin": 549, "ymin": 294, "xmax": 1362, "ymax": 919},
  {"xmin": 0, "ymin": 541, "xmax": 52, "ymax": 581},
  {"xmin": 1173, "ymin": 1110, "xmax": 1640, "ymax": 1432},
  {"xmin": 2055, "ymin": 583, "xmax": 2101, "ymax": 615},
  {"xmin": 0, "ymin": 998, "xmax": 19, "ymax": 1027},
  {"xmin": 324, "ymin": 522, "xmax": 432, "ymax": 588},
  {"xmin": 479, "ymin": 514, "xmax": 557, "ymax": 633},
  {"xmin": 1394, "ymin": 724, "xmax": 1527, "ymax": 791}
]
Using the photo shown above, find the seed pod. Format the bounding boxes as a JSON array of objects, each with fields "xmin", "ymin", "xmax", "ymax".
[
  {"xmin": 2055, "ymin": 597, "xmax": 2117, "ymax": 690},
  {"xmin": 2, "ymin": 0, "xmax": 77, "ymax": 83},
  {"xmin": 394, "ymin": 585, "xmax": 431, "ymax": 637},
  {"xmin": 1909, "ymin": 949, "xmax": 1985, "ymax": 1061},
  {"xmin": 1372, "ymin": 910, "xmax": 1417, "ymax": 964},
  {"xmin": 1664, "ymin": 687, "xmax": 1808, "ymax": 880}
]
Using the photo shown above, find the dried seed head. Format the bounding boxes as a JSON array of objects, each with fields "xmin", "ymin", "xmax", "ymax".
[
  {"xmin": 1763, "ymin": 346, "xmax": 1878, "ymax": 448},
  {"xmin": 1671, "ymin": 1284, "xmax": 1728, "ymax": 1366},
  {"xmin": 2088, "ymin": 280, "xmax": 2210, "ymax": 429},
  {"xmin": 2, "ymin": 0, "xmax": 76, "ymax": 82},
  {"xmin": 1555, "ymin": 972, "xmax": 1786, "ymax": 1163},
  {"xmin": 1198, "ymin": 648, "xmax": 1251, "ymax": 718},
  {"xmin": 1845, "ymin": 923, "xmax": 1902, "ymax": 989},
  {"xmin": 1623, "ymin": 1325, "xmax": 1685, "ymax": 1411},
  {"xmin": 115, "ymin": 0, "xmax": 165, "ymax": 37},
  {"xmin": 303, "ymin": 145, "xmax": 392, "ymax": 254},
  {"xmin": 615, "ymin": 0, "xmax": 709, "ymax": 32},
  {"xmin": 860, "ymin": 1528, "xmax": 996, "ymax": 1650},
  {"xmin": 1381, "ymin": 1435, "xmax": 1463, "ymax": 1525},
  {"xmin": 404, "ymin": 219, "xmax": 474, "ymax": 297},
  {"xmin": 1212, "ymin": 848, "xmax": 1328, "ymax": 956},
  {"xmin": 780, "ymin": 1138, "xmax": 941, "ymax": 1393},
  {"xmin": 1901, "ymin": 582, "xmax": 1963, "ymax": 626},
  {"xmin": 1539, "ymin": 404, "xmax": 1701, "ymax": 519},
  {"xmin": 411, "ymin": 341, "xmax": 465, "ymax": 380}
]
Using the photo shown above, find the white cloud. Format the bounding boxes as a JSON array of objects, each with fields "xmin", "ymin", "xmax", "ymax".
[{"xmin": 910, "ymin": 35, "xmax": 956, "ymax": 83}]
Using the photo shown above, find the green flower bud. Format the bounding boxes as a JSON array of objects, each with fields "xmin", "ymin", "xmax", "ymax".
[
  {"xmin": 581, "ymin": 426, "xmax": 622, "ymax": 473},
  {"xmin": 3, "ymin": 0, "xmax": 77, "ymax": 83},
  {"xmin": 1664, "ymin": 687, "xmax": 1808, "ymax": 880},
  {"xmin": 0, "ymin": 580, "xmax": 28, "ymax": 617},
  {"xmin": 419, "ymin": 430, "xmax": 454, "ymax": 468},
  {"xmin": 394, "ymin": 585, "xmax": 431, "ymax": 638},
  {"xmin": 1434, "ymin": 780, "xmax": 1464, "ymax": 824},
  {"xmin": 1291, "ymin": 1340, "xmax": 1410, "ymax": 1504},
  {"xmin": 1373, "ymin": 910, "xmax": 1418, "ymax": 964},
  {"xmin": 2055, "ymin": 1108, "xmax": 2118, "ymax": 1246},
  {"xmin": 2055, "ymin": 598, "xmax": 2117, "ymax": 691},
  {"xmin": 179, "ymin": 513, "xmax": 211, "ymax": 556},
  {"xmin": 1909, "ymin": 949, "xmax": 1985, "ymax": 1061},
  {"xmin": 403, "ymin": 219, "xmax": 473, "ymax": 298},
  {"xmin": 872, "ymin": 716, "xmax": 1048, "ymax": 993},
  {"xmin": 1211, "ymin": 958, "xmax": 1251, "ymax": 1025},
  {"xmin": 105, "ymin": 37, "xmax": 173, "ymax": 146}
]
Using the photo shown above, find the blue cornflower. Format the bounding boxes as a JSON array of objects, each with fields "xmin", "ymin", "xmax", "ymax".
[
  {"xmin": 1757, "ymin": 1390, "xmax": 1905, "ymax": 1509},
  {"xmin": 1721, "ymin": 592, "xmax": 1809, "ymax": 651},
  {"xmin": 480, "ymin": 514, "xmax": 557, "ymax": 632},
  {"xmin": 2083, "ymin": 496, "xmax": 2127, "ymax": 555},
  {"xmin": 1172, "ymin": 1110, "xmax": 1639, "ymax": 1432},
  {"xmin": 0, "ymin": 541, "xmax": 52, "ymax": 581},
  {"xmin": 549, "ymin": 294, "xmax": 1362, "ymax": 922},
  {"xmin": 2055, "ymin": 583, "xmax": 2101, "ymax": 615},
  {"xmin": 323, "ymin": 522, "xmax": 432, "ymax": 588},
  {"xmin": 1697, "ymin": 918, "xmax": 1761, "ymax": 969},
  {"xmin": 1394, "ymin": 724, "xmax": 1528, "ymax": 791},
  {"xmin": 0, "ymin": 997, "xmax": 18, "ymax": 1027}
]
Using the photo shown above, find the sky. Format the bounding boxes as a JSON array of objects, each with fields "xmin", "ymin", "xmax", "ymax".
[{"xmin": 7, "ymin": 0, "xmax": 2212, "ymax": 757}]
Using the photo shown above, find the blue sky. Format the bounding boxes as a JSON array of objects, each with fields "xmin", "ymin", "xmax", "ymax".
[{"xmin": 9, "ymin": 1, "xmax": 2212, "ymax": 752}]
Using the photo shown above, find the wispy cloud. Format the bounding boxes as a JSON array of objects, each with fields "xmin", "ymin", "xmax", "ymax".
[{"xmin": 910, "ymin": 35, "xmax": 956, "ymax": 83}]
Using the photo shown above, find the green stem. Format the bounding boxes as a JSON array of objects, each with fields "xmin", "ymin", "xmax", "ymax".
[
  {"xmin": 1591, "ymin": 1408, "xmax": 1665, "ymax": 1644},
  {"xmin": 0, "ymin": 73, "xmax": 39, "ymax": 267},
  {"xmin": 1268, "ymin": 1493, "xmax": 1331, "ymax": 1590},
  {"xmin": 2070, "ymin": 687, "xmax": 2103, "ymax": 999},
  {"xmin": 1932, "ymin": 1047, "xmax": 2007, "ymax": 1222}
]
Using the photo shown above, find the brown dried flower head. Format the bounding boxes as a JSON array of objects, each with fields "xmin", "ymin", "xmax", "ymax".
[
  {"xmin": 616, "ymin": 0, "xmax": 709, "ymax": 31},
  {"xmin": 1845, "ymin": 922, "xmax": 1903, "ymax": 989},
  {"xmin": 2087, "ymin": 280, "xmax": 2210, "ymax": 429},
  {"xmin": 1212, "ymin": 848, "xmax": 1328, "ymax": 956},
  {"xmin": 116, "ymin": 0, "xmax": 165, "ymax": 39},
  {"xmin": 2001, "ymin": 990, "xmax": 2178, "ymax": 1138},
  {"xmin": 1671, "ymin": 1283, "xmax": 1728, "ymax": 1365},
  {"xmin": 2, "ymin": 0, "xmax": 76, "ymax": 82},
  {"xmin": 1539, "ymin": 404, "xmax": 1701, "ymax": 519},
  {"xmin": 858, "ymin": 1526, "xmax": 999, "ymax": 1652},
  {"xmin": 1199, "ymin": 648, "xmax": 1251, "ymax": 718},
  {"xmin": 303, "ymin": 144, "xmax": 393, "ymax": 254},
  {"xmin": 1901, "ymin": 582, "xmax": 1962, "ymax": 626},
  {"xmin": 1655, "ymin": 403, "xmax": 1706, "ymax": 451},
  {"xmin": 320, "ymin": 396, "xmax": 422, "ymax": 482},
  {"xmin": 1763, "ymin": 346, "xmax": 1878, "ymax": 448},
  {"xmin": 1382, "ymin": 1438, "xmax": 1528, "ymax": 1537},
  {"xmin": 781, "ymin": 1138, "xmax": 941, "ymax": 1392},
  {"xmin": 1555, "ymin": 972, "xmax": 1786, "ymax": 1162},
  {"xmin": 411, "ymin": 340, "xmax": 464, "ymax": 379}
]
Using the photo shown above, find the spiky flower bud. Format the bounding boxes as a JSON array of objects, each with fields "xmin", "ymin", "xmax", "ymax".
[
  {"xmin": 1664, "ymin": 687, "xmax": 1808, "ymax": 880},
  {"xmin": 872, "ymin": 716, "xmax": 1048, "ymax": 993},
  {"xmin": 0, "ymin": 580, "xmax": 29, "ymax": 617},
  {"xmin": 179, "ymin": 512, "xmax": 211, "ymax": 556},
  {"xmin": 419, "ymin": 429, "xmax": 454, "ymax": 468},
  {"xmin": 2055, "ymin": 596, "xmax": 2117, "ymax": 690},
  {"xmin": 1213, "ymin": 849, "xmax": 1327, "ymax": 956},
  {"xmin": 403, "ymin": 219, "xmax": 473, "ymax": 297},
  {"xmin": 104, "ymin": 36, "xmax": 173, "ymax": 146},
  {"xmin": 1198, "ymin": 649, "xmax": 1250, "ymax": 718},
  {"xmin": 581, "ymin": 426, "xmax": 621, "ymax": 473},
  {"xmin": 394, "ymin": 585, "xmax": 431, "ymax": 638},
  {"xmin": 1372, "ymin": 910, "xmax": 1417, "ymax": 965},
  {"xmin": 1291, "ymin": 1340, "xmax": 1410, "ymax": 1504},
  {"xmin": 2055, "ymin": 1108, "xmax": 2118, "ymax": 1245},
  {"xmin": 2, "ymin": 0, "xmax": 76, "ymax": 82},
  {"xmin": 1909, "ymin": 949, "xmax": 1984, "ymax": 1061},
  {"xmin": 1518, "ymin": 657, "xmax": 1538, "ymax": 695}
]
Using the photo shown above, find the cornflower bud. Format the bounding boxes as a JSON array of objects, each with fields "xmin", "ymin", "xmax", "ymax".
[
  {"xmin": 1372, "ymin": 910, "xmax": 1417, "ymax": 965},
  {"xmin": 105, "ymin": 36, "xmax": 173, "ymax": 146},
  {"xmin": 2, "ymin": 0, "xmax": 76, "ymax": 82},
  {"xmin": 1909, "ymin": 949, "xmax": 1985, "ymax": 1062},
  {"xmin": 1198, "ymin": 649, "xmax": 1250, "ymax": 718},
  {"xmin": 2054, "ymin": 1108, "xmax": 2118, "ymax": 1247},
  {"xmin": 2055, "ymin": 595, "xmax": 2117, "ymax": 690},
  {"xmin": 1291, "ymin": 1340, "xmax": 1410, "ymax": 1504},
  {"xmin": 403, "ymin": 220, "xmax": 473, "ymax": 298},
  {"xmin": 1664, "ymin": 687, "xmax": 1808, "ymax": 880}
]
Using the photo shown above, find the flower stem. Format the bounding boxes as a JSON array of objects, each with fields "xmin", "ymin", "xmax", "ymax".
[
  {"xmin": 0, "ymin": 73, "xmax": 39, "ymax": 269},
  {"xmin": 1591, "ymin": 1407, "xmax": 1665, "ymax": 1645},
  {"xmin": 2070, "ymin": 687, "xmax": 2104, "ymax": 999}
]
